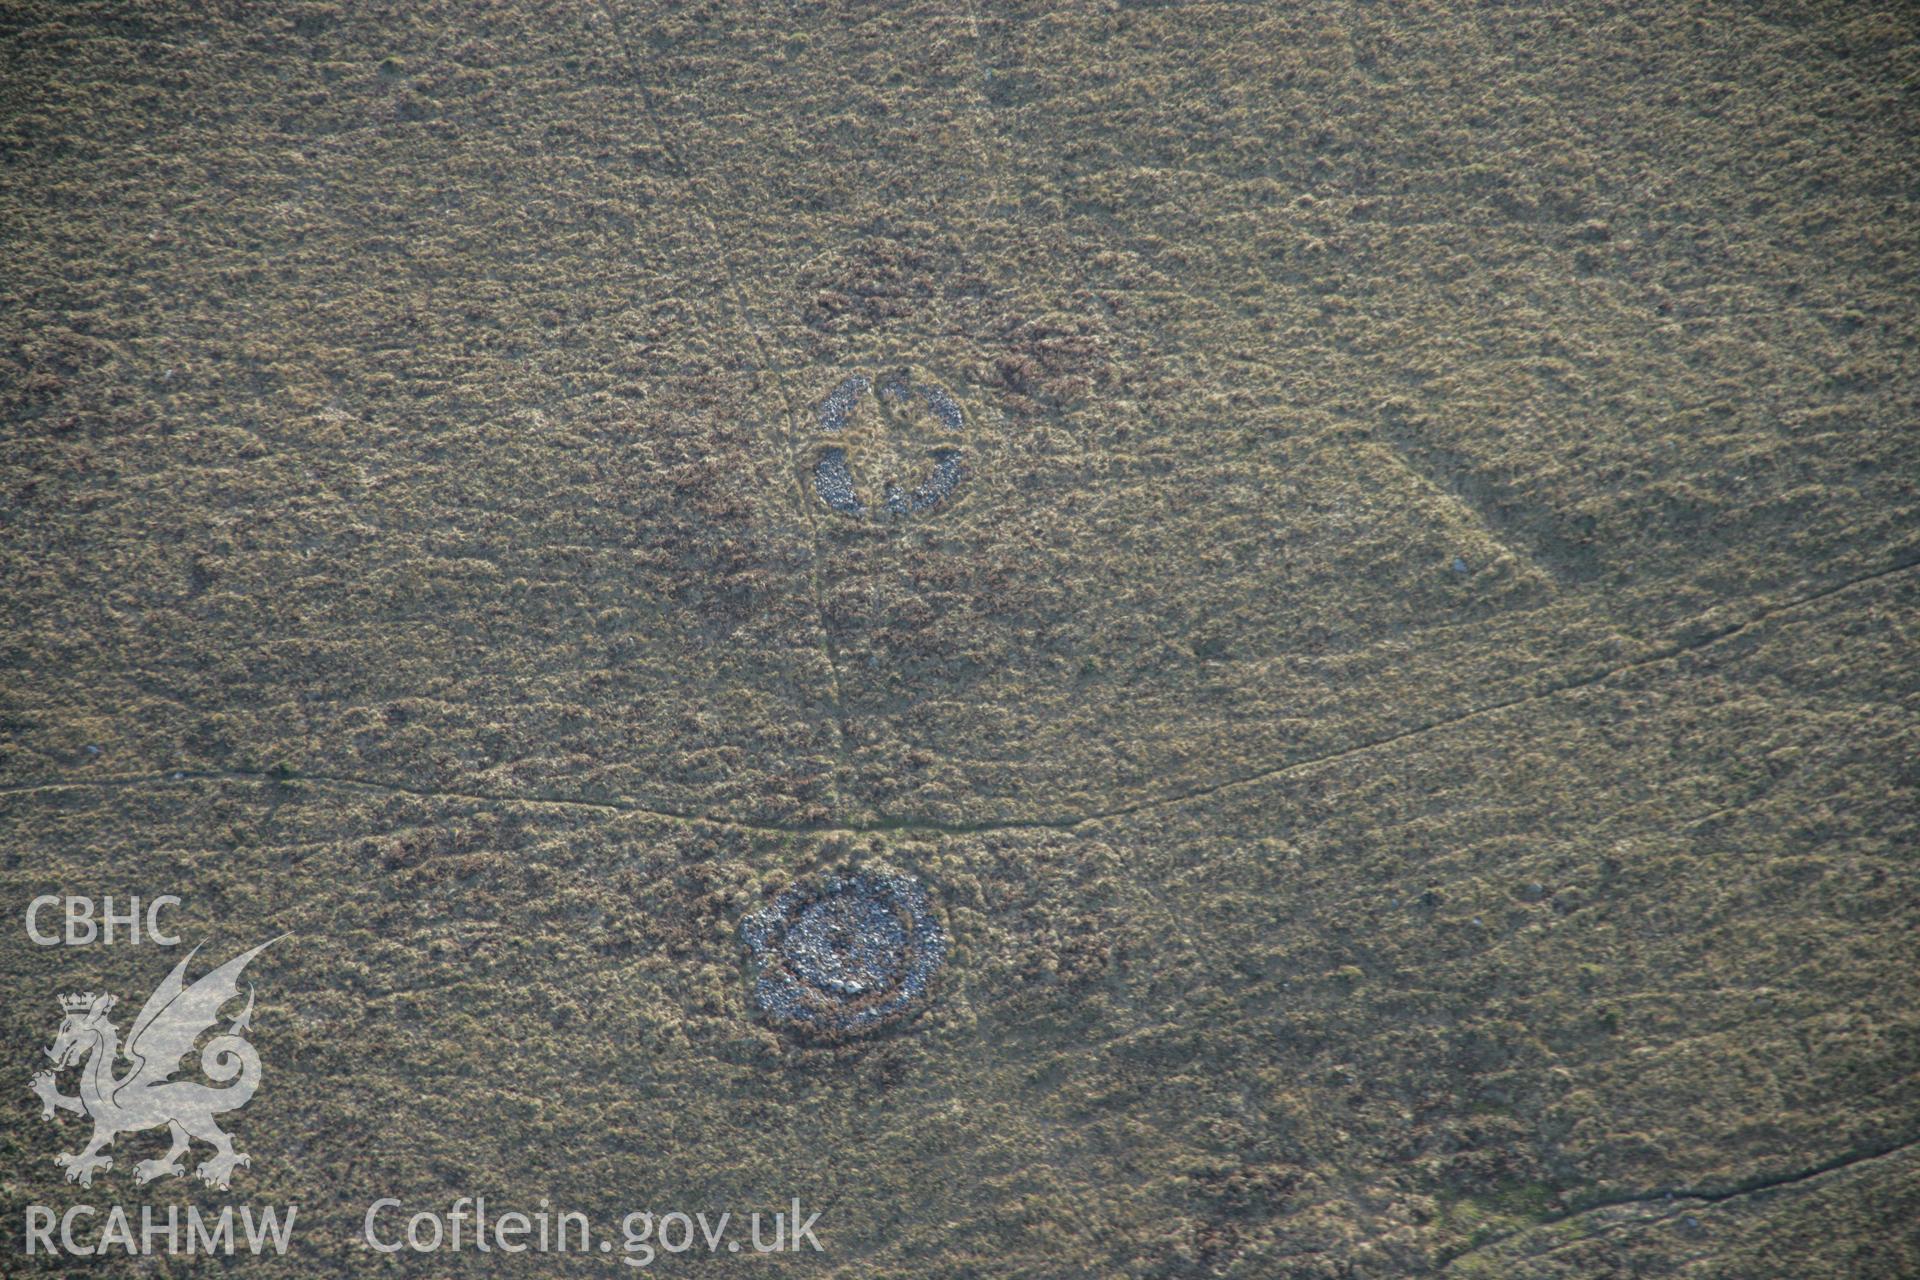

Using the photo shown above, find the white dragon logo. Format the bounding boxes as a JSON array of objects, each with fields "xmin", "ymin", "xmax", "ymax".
[{"xmin": 29, "ymin": 938, "xmax": 280, "ymax": 1189}]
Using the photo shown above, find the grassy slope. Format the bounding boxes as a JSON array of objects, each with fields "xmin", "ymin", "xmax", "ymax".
[{"xmin": 1, "ymin": 1, "xmax": 1914, "ymax": 1275}]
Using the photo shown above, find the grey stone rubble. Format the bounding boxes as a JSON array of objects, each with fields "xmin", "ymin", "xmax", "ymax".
[
  {"xmin": 813, "ymin": 447, "xmax": 865, "ymax": 517},
  {"xmin": 919, "ymin": 382, "xmax": 964, "ymax": 433},
  {"xmin": 741, "ymin": 869, "xmax": 948, "ymax": 1033},
  {"xmin": 884, "ymin": 448, "xmax": 965, "ymax": 517},
  {"xmin": 809, "ymin": 371, "xmax": 968, "ymax": 520},
  {"xmin": 817, "ymin": 373, "xmax": 870, "ymax": 433}
]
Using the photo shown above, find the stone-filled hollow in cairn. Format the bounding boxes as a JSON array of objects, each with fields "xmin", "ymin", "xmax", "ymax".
[{"xmin": 742, "ymin": 869, "xmax": 948, "ymax": 1034}]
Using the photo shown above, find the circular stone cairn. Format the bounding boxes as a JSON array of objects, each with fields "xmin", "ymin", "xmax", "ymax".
[
  {"xmin": 742, "ymin": 869, "xmax": 947, "ymax": 1034},
  {"xmin": 810, "ymin": 370, "xmax": 967, "ymax": 520}
]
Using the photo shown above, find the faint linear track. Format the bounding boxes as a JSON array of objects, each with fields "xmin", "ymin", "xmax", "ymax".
[
  {"xmin": 591, "ymin": 0, "xmax": 854, "ymax": 817},
  {"xmin": 4, "ymin": 557, "xmax": 1912, "ymax": 836},
  {"xmin": 1438, "ymin": 1132, "xmax": 1920, "ymax": 1273},
  {"xmin": 992, "ymin": 553, "xmax": 1918, "ymax": 834},
  {"xmin": 957, "ymin": 0, "xmax": 1008, "ymax": 215}
]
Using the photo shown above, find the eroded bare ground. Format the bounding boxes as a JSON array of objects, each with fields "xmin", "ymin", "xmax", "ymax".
[{"xmin": 2, "ymin": 0, "xmax": 1915, "ymax": 1275}]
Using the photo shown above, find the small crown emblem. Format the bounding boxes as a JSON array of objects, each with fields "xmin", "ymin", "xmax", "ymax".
[{"xmin": 59, "ymin": 992, "xmax": 95, "ymax": 1013}]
